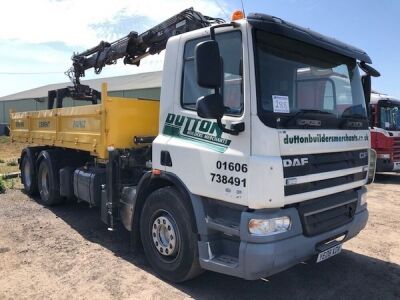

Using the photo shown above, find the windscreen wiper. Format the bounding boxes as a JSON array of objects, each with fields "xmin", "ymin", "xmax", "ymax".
[
  {"xmin": 282, "ymin": 109, "xmax": 333, "ymax": 127},
  {"xmin": 341, "ymin": 113, "xmax": 367, "ymax": 119},
  {"xmin": 339, "ymin": 113, "xmax": 368, "ymax": 129}
]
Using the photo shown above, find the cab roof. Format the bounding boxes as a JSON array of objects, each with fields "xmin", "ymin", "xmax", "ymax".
[{"xmin": 247, "ymin": 13, "xmax": 372, "ymax": 64}]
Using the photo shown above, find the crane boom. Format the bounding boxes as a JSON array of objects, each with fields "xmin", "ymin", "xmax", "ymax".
[{"xmin": 48, "ymin": 7, "xmax": 223, "ymax": 109}]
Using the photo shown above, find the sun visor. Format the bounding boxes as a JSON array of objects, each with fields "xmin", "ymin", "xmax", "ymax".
[{"xmin": 248, "ymin": 13, "xmax": 372, "ymax": 64}]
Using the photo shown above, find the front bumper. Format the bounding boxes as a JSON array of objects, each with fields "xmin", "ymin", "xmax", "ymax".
[
  {"xmin": 240, "ymin": 208, "xmax": 368, "ymax": 279},
  {"xmin": 376, "ymin": 158, "xmax": 394, "ymax": 172},
  {"xmin": 198, "ymin": 189, "xmax": 368, "ymax": 280}
]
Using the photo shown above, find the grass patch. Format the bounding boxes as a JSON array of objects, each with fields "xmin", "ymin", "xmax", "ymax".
[
  {"xmin": 0, "ymin": 137, "xmax": 24, "ymax": 174},
  {"xmin": 0, "ymin": 137, "xmax": 29, "ymax": 190},
  {"xmin": 4, "ymin": 178, "xmax": 22, "ymax": 190},
  {"xmin": 0, "ymin": 137, "xmax": 25, "ymax": 161},
  {"xmin": 6, "ymin": 160, "xmax": 18, "ymax": 166},
  {"xmin": 0, "ymin": 176, "xmax": 22, "ymax": 192},
  {"xmin": 0, "ymin": 136, "xmax": 9, "ymax": 143}
]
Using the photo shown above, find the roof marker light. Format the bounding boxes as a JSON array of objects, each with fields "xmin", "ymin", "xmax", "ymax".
[{"xmin": 231, "ymin": 10, "xmax": 245, "ymax": 21}]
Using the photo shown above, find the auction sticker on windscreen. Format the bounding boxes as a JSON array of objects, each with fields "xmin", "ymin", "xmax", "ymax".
[{"xmin": 272, "ymin": 95, "xmax": 290, "ymax": 113}]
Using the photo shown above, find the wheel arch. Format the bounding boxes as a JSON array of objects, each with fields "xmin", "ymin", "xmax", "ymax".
[
  {"xmin": 35, "ymin": 149, "xmax": 52, "ymax": 171},
  {"xmin": 130, "ymin": 171, "xmax": 205, "ymax": 252},
  {"xmin": 20, "ymin": 146, "xmax": 46, "ymax": 170}
]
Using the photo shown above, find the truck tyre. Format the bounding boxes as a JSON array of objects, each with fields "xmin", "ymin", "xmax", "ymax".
[
  {"xmin": 140, "ymin": 186, "xmax": 202, "ymax": 282},
  {"xmin": 20, "ymin": 150, "xmax": 38, "ymax": 196},
  {"xmin": 37, "ymin": 151, "xmax": 63, "ymax": 206}
]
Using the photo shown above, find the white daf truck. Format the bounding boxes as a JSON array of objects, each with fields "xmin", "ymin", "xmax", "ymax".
[{"xmin": 10, "ymin": 9, "xmax": 379, "ymax": 282}]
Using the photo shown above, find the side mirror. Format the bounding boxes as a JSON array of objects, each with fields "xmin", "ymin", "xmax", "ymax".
[
  {"xmin": 359, "ymin": 61, "xmax": 380, "ymax": 122},
  {"xmin": 362, "ymin": 74, "xmax": 371, "ymax": 120},
  {"xmin": 358, "ymin": 62, "xmax": 381, "ymax": 78},
  {"xmin": 362, "ymin": 75, "xmax": 371, "ymax": 105},
  {"xmin": 195, "ymin": 40, "xmax": 222, "ymax": 88},
  {"xmin": 196, "ymin": 94, "xmax": 224, "ymax": 119}
]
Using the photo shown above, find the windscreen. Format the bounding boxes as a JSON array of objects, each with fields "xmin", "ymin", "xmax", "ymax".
[
  {"xmin": 254, "ymin": 30, "xmax": 368, "ymax": 130},
  {"xmin": 379, "ymin": 102, "xmax": 400, "ymax": 130}
]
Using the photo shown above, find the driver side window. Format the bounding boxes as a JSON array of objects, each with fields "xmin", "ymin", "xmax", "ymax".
[{"xmin": 181, "ymin": 31, "xmax": 243, "ymax": 116}]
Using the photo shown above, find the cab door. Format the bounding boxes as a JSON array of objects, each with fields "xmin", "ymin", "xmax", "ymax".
[{"xmin": 160, "ymin": 28, "xmax": 251, "ymax": 206}]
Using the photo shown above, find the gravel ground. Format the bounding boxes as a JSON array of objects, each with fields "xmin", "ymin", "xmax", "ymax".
[{"xmin": 0, "ymin": 174, "xmax": 399, "ymax": 300}]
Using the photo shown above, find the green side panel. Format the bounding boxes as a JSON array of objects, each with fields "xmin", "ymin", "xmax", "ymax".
[
  {"xmin": 123, "ymin": 88, "xmax": 161, "ymax": 100},
  {"xmin": 0, "ymin": 102, "xmax": 5, "ymax": 123},
  {"xmin": 35, "ymin": 98, "xmax": 47, "ymax": 111},
  {"xmin": 109, "ymin": 91, "xmax": 124, "ymax": 97},
  {"xmin": 4, "ymin": 99, "xmax": 36, "ymax": 123},
  {"xmin": 61, "ymin": 97, "xmax": 73, "ymax": 107},
  {"xmin": 0, "ymin": 87, "xmax": 161, "ymax": 123},
  {"xmin": 75, "ymin": 99, "xmax": 97, "ymax": 106}
]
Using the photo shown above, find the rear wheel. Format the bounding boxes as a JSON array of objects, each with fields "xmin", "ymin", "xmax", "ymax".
[
  {"xmin": 20, "ymin": 150, "xmax": 38, "ymax": 196},
  {"xmin": 140, "ymin": 187, "xmax": 202, "ymax": 282},
  {"xmin": 37, "ymin": 151, "xmax": 63, "ymax": 206}
]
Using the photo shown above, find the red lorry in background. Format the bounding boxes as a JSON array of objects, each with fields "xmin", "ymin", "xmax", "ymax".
[{"xmin": 370, "ymin": 92, "xmax": 400, "ymax": 172}]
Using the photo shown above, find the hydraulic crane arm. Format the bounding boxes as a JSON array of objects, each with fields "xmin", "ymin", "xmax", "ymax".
[
  {"xmin": 66, "ymin": 7, "xmax": 224, "ymax": 87},
  {"xmin": 47, "ymin": 8, "xmax": 223, "ymax": 109}
]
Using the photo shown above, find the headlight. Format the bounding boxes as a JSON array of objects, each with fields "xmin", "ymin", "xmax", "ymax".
[
  {"xmin": 367, "ymin": 149, "xmax": 377, "ymax": 184},
  {"xmin": 377, "ymin": 153, "xmax": 391, "ymax": 159},
  {"xmin": 248, "ymin": 217, "xmax": 291, "ymax": 236},
  {"xmin": 360, "ymin": 193, "xmax": 367, "ymax": 206}
]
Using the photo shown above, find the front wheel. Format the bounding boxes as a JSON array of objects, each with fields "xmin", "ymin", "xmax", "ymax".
[{"xmin": 140, "ymin": 187, "xmax": 202, "ymax": 282}]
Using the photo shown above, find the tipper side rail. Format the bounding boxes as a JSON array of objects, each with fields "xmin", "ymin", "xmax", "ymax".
[{"xmin": 10, "ymin": 83, "xmax": 159, "ymax": 159}]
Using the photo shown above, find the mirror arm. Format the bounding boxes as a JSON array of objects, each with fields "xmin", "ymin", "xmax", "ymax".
[{"xmin": 216, "ymin": 118, "xmax": 244, "ymax": 136}]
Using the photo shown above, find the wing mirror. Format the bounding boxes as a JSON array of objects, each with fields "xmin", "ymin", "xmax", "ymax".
[
  {"xmin": 362, "ymin": 75, "xmax": 371, "ymax": 105},
  {"xmin": 195, "ymin": 40, "xmax": 222, "ymax": 89}
]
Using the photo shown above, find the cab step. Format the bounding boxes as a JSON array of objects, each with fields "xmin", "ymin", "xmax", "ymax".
[{"xmin": 206, "ymin": 217, "xmax": 240, "ymax": 236}]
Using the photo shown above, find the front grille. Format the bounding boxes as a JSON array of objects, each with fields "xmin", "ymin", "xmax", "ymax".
[
  {"xmin": 284, "ymin": 171, "xmax": 366, "ymax": 196},
  {"xmin": 282, "ymin": 149, "xmax": 368, "ymax": 196},
  {"xmin": 282, "ymin": 149, "xmax": 368, "ymax": 178},
  {"xmin": 393, "ymin": 137, "xmax": 400, "ymax": 161},
  {"xmin": 297, "ymin": 190, "xmax": 358, "ymax": 236}
]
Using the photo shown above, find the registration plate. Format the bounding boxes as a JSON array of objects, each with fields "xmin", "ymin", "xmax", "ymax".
[
  {"xmin": 393, "ymin": 162, "xmax": 400, "ymax": 171},
  {"xmin": 316, "ymin": 244, "xmax": 342, "ymax": 263}
]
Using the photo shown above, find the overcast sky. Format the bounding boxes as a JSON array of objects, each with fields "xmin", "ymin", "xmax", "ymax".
[{"xmin": 0, "ymin": 0, "xmax": 399, "ymax": 97}]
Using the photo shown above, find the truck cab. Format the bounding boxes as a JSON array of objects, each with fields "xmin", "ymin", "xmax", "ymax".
[
  {"xmin": 370, "ymin": 92, "xmax": 400, "ymax": 172},
  {"xmin": 152, "ymin": 14, "xmax": 373, "ymax": 279}
]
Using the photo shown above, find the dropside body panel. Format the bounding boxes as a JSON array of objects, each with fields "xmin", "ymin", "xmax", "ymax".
[{"xmin": 9, "ymin": 84, "xmax": 159, "ymax": 159}]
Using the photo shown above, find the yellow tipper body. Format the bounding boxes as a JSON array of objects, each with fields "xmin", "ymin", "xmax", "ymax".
[{"xmin": 9, "ymin": 83, "xmax": 160, "ymax": 159}]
